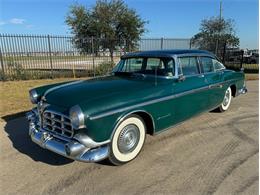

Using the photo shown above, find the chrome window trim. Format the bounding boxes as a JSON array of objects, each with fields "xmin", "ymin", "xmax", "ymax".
[
  {"xmin": 113, "ymin": 56, "xmax": 177, "ymax": 79},
  {"xmin": 212, "ymin": 58, "xmax": 226, "ymax": 71},
  {"xmin": 173, "ymin": 55, "xmax": 179, "ymax": 78},
  {"xmin": 176, "ymin": 55, "xmax": 201, "ymax": 77},
  {"xmin": 175, "ymin": 53, "xmax": 223, "ymax": 77},
  {"xmin": 198, "ymin": 56, "xmax": 226, "ymax": 74}
]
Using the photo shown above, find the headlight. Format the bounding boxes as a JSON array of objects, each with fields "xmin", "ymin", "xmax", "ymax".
[
  {"xmin": 69, "ymin": 105, "xmax": 85, "ymax": 129},
  {"xmin": 29, "ymin": 89, "xmax": 39, "ymax": 104}
]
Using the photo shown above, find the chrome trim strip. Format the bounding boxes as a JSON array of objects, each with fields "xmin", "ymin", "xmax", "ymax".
[
  {"xmin": 90, "ymin": 85, "xmax": 209, "ymax": 120},
  {"xmin": 43, "ymin": 80, "xmax": 84, "ymax": 97},
  {"xmin": 153, "ymin": 104, "xmax": 222, "ymax": 136},
  {"xmin": 209, "ymin": 83, "xmax": 223, "ymax": 89},
  {"xmin": 90, "ymin": 79, "xmax": 238, "ymax": 120}
]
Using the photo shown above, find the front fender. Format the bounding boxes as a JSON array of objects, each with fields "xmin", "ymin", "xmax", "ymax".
[{"xmin": 84, "ymin": 108, "xmax": 154, "ymax": 143}]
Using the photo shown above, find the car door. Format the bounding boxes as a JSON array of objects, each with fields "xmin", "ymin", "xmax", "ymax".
[
  {"xmin": 199, "ymin": 56, "xmax": 225, "ymax": 109},
  {"xmin": 171, "ymin": 56, "xmax": 210, "ymax": 124}
]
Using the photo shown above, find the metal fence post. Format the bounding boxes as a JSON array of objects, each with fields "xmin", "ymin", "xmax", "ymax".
[
  {"xmin": 47, "ymin": 35, "xmax": 53, "ymax": 78},
  {"xmin": 160, "ymin": 37, "xmax": 164, "ymax": 50},
  {"xmin": 91, "ymin": 36, "xmax": 95, "ymax": 77},
  {"xmin": 0, "ymin": 47, "xmax": 5, "ymax": 80},
  {"xmin": 240, "ymin": 50, "xmax": 244, "ymax": 70},
  {"xmin": 222, "ymin": 41, "xmax": 226, "ymax": 65}
]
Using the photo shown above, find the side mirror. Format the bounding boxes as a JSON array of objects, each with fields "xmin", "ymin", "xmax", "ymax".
[{"xmin": 178, "ymin": 74, "xmax": 185, "ymax": 82}]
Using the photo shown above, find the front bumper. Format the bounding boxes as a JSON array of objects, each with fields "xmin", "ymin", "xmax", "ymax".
[{"xmin": 26, "ymin": 111, "xmax": 109, "ymax": 163}]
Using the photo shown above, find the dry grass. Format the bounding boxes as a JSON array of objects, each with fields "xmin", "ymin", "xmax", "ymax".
[
  {"xmin": 0, "ymin": 78, "xmax": 80, "ymax": 121},
  {"xmin": 0, "ymin": 74, "xmax": 258, "ymax": 121},
  {"xmin": 245, "ymin": 73, "xmax": 259, "ymax": 80}
]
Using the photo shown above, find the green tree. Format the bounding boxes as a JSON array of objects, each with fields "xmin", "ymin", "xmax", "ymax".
[
  {"xmin": 66, "ymin": 0, "xmax": 146, "ymax": 62},
  {"xmin": 191, "ymin": 17, "xmax": 239, "ymax": 56}
]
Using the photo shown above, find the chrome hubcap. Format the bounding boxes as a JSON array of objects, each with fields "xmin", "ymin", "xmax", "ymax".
[
  {"xmin": 223, "ymin": 89, "xmax": 230, "ymax": 106},
  {"xmin": 118, "ymin": 124, "xmax": 140, "ymax": 154}
]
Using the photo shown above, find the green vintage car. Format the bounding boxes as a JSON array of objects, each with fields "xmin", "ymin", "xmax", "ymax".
[{"xmin": 27, "ymin": 50, "xmax": 247, "ymax": 165}]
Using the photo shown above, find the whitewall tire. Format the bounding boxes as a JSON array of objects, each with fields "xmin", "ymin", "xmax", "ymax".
[
  {"xmin": 219, "ymin": 87, "xmax": 232, "ymax": 112},
  {"xmin": 108, "ymin": 115, "xmax": 146, "ymax": 165}
]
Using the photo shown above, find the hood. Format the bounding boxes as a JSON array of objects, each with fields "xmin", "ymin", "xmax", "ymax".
[{"xmin": 44, "ymin": 76, "xmax": 156, "ymax": 108}]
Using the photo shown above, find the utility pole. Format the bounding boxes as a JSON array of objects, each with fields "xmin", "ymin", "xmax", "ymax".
[
  {"xmin": 215, "ymin": 0, "xmax": 223, "ymax": 56},
  {"xmin": 220, "ymin": 0, "xmax": 222, "ymax": 19}
]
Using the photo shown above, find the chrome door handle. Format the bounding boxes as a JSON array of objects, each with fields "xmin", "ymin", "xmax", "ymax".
[{"xmin": 198, "ymin": 74, "xmax": 204, "ymax": 78}]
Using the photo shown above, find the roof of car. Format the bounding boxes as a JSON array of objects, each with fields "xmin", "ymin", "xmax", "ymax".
[{"xmin": 121, "ymin": 49, "xmax": 216, "ymax": 58}]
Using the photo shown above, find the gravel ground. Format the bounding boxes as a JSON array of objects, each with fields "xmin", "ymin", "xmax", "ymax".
[{"xmin": 0, "ymin": 80, "xmax": 258, "ymax": 195}]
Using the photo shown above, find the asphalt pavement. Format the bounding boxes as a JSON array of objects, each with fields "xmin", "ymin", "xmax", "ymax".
[{"xmin": 0, "ymin": 80, "xmax": 258, "ymax": 195}]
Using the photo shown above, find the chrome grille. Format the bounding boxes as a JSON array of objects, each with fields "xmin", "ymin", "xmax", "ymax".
[{"xmin": 42, "ymin": 110, "xmax": 74, "ymax": 138}]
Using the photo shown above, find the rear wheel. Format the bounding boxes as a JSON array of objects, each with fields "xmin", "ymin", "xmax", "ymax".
[
  {"xmin": 108, "ymin": 115, "xmax": 146, "ymax": 165},
  {"xmin": 218, "ymin": 87, "xmax": 232, "ymax": 112}
]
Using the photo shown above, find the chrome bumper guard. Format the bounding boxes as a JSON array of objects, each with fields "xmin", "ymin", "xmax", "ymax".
[
  {"xmin": 238, "ymin": 86, "xmax": 248, "ymax": 95},
  {"xmin": 26, "ymin": 111, "xmax": 109, "ymax": 163}
]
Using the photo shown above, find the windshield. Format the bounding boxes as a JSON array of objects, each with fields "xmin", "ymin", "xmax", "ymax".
[{"xmin": 113, "ymin": 57, "xmax": 175, "ymax": 76}]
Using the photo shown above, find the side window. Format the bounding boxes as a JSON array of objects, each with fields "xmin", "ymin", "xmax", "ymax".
[
  {"xmin": 179, "ymin": 57, "xmax": 199, "ymax": 76},
  {"xmin": 123, "ymin": 58, "xmax": 143, "ymax": 72},
  {"xmin": 200, "ymin": 57, "xmax": 214, "ymax": 73},
  {"xmin": 213, "ymin": 59, "xmax": 225, "ymax": 70},
  {"xmin": 165, "ymin": 59, "xmax": 174, "ymax": 76},
  {"xmin": 146, "ymin": 58, "xmax": 163, "ymax": 70},
  {"xmin": 146, "ymin": 58, "xmax": 174, "ymax": 76}
]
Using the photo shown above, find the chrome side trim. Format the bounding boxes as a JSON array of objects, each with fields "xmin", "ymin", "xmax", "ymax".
[
  {"xmin": 89, "ymin": 79, "xmax": 239, "ymax": 120},
  {"xmin": 209, "ymin": 83, "xmax": 223, "ymax": 89},
  {"xmin": 153, "ymin": 104, "xmax": 222, "ymax": 136},
  {"xmin": 90, "ymin": 85, "xmax": 209, "ymax": 120},
  {"xmin": 43, "ymin": 80, "xmax": 84, "ymax": 97}
]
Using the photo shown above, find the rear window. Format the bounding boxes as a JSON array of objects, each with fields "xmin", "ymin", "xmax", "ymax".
[
  {"xmin": 200, "ymin": 57, "xmax": 214, "ymax": 73},
  {"xmin": 213, "ymin": 59, "xmax": 225, "ymax": 70}
]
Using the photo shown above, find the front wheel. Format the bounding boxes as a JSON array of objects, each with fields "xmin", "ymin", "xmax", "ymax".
[
  {"xmin": 218, "ymin": 87, "xmax": 232, "ymax": 112},
  {"xmin": 108, "ymin": 115, "xmax": 146, "ymax": 165}
]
